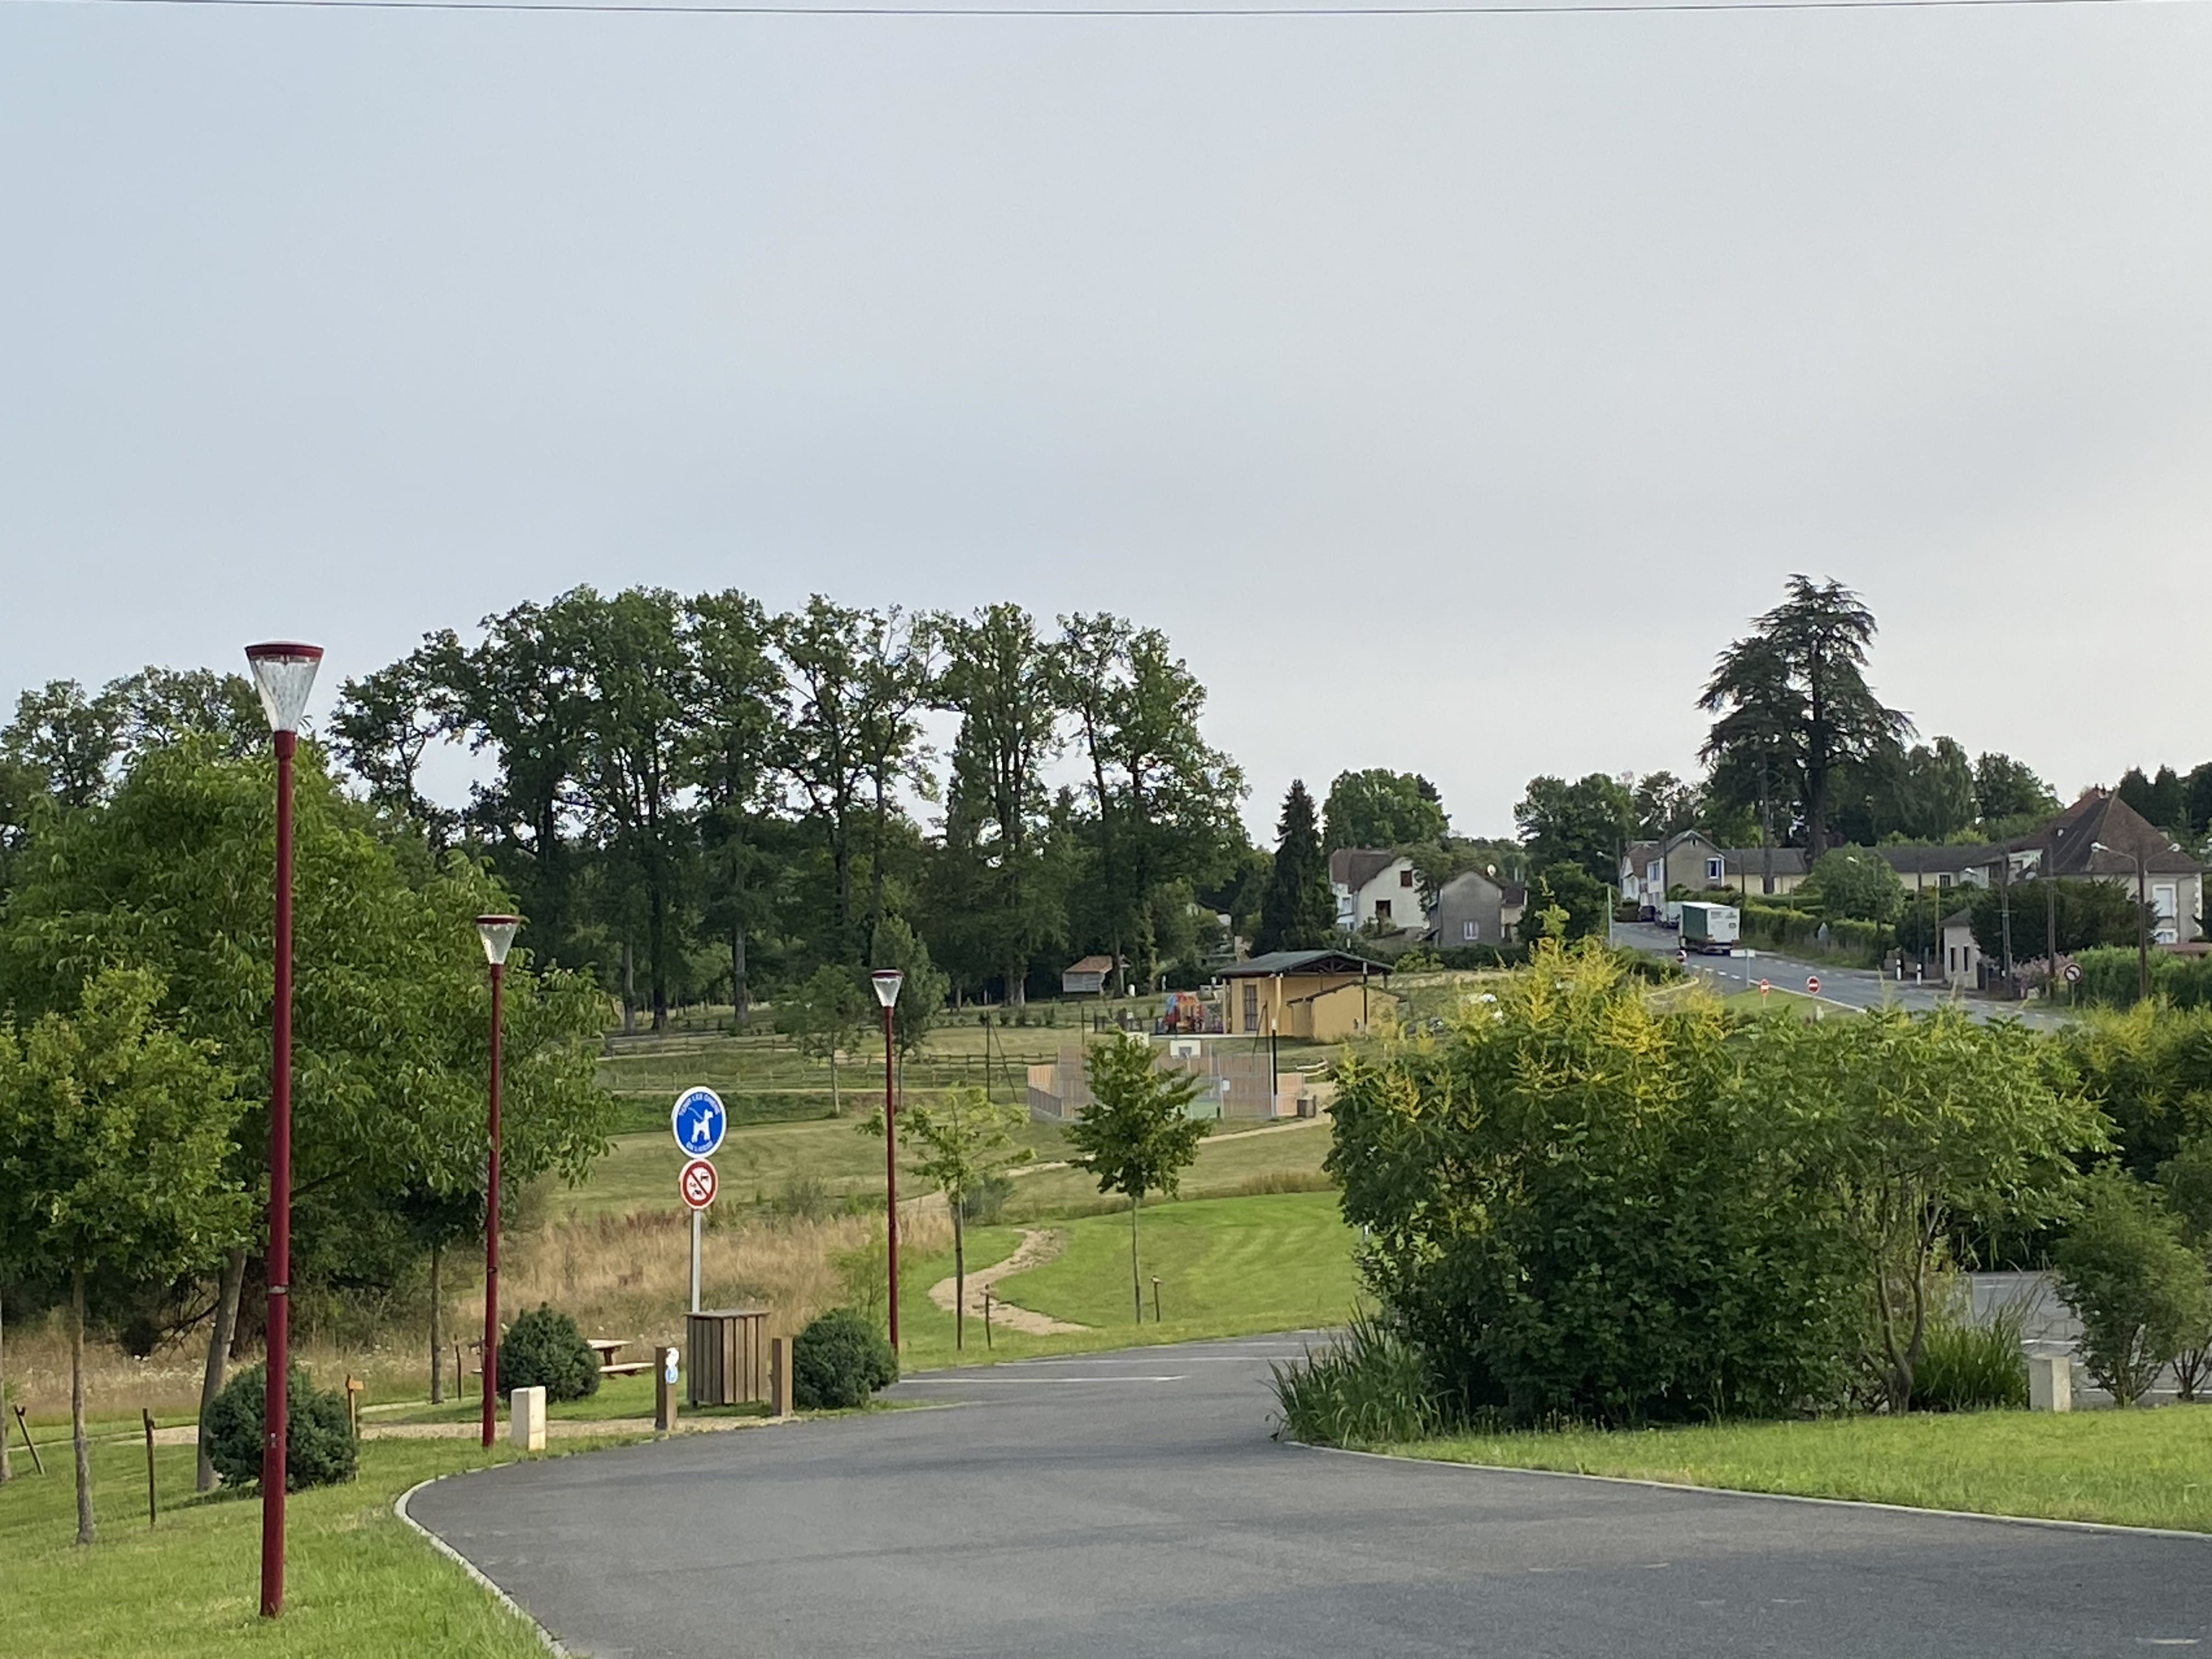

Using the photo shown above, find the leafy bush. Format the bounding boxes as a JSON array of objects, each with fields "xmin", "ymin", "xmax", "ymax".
[
  {"xmin": 1739, "ymin": 902, "xmax": 1886, "ymax": 966},
  {"xmin": 1271, "ymin": 1312, "xmax": 1443, "ymax": 1446},
  {"xmin": 960, "ymin": 1171, "xmax": 1016, "ymax": 1226},
  {"xmin": 792, "ymin": 1308, "xmax": 898, "ymax": 1409},
  {"xmin": 2055, "ymin": 1170, "xmax": 2211, "ymax": 1405},
  {"xmin": 1331, "ymin": 945, "xmax": 1861, "ymax": 1425},
  {"xmin": 1808, "ymin": 847, "xmax": 1904, "ymax": 925},
  {"xmin": 1331, "ymin": 944, "xmax": 2096, "ymax": 1426},
  {"xmin": 1911, "ymin": 1295, "xmax": 2029, "ymax": 1412},
  {"xmin": 499, "ymin": 1304, "xmax": 601, "ymax": 1402},
  {"xmin": 200, "ymin": 1364, "xmax": 358, "ymax": 1491}
]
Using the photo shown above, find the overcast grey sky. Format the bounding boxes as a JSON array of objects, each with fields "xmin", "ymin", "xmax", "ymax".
[{"xmin": 4, "ymin": 0, "xmax": 2209, "ymax": 838}]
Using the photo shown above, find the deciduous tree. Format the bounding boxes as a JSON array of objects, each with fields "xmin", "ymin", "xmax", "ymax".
[
  {"xmin": 1322, "ymin": 769, "xmax": 1446, "ymax": 852},
  {"xmin": 1067, "ymin": 1036, "xmax": 1206, "ymax": 1322},
  {"xmin": 0, "ymin": 969, "xmax": 249, "ymax": 1543}
]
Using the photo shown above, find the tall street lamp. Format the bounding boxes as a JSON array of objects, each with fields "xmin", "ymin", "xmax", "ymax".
[
  {"xmin": 871, "ymin": 968, "xmax": 905, "ymax": 1352},
  {"xmin": 2092, "ymin": 840, "xmax": 2152, "ymax": 1005},
  {"xmin": 244, "ymin": 641, "xmax": 322, "ymax": 1621},
  {"xmin": 475, "ymin": 915, "xmax": 521, "ymax": 1449}
]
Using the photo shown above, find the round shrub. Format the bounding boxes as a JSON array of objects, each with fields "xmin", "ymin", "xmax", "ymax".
[
  {"xmin": 499, "ymin": 1304, "xmax": 601, "ymax": 1402},
  {"xmin": 792, "ymin": 1308, "xmax": 898, "ymax": 1409},
  {"xmin": 200, "ymin": 1364, "xmax": 358, "ymax": 1491}
]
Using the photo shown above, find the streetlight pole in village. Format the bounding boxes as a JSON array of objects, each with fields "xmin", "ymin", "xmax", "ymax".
[
  {"xmin": 871, "ymin": 968, "xmax": 905, "ymax": 1352},
  {"xmin": 2094, "ymin": 840, "xmax": 2153, "ymax": 1005},
  {"xmin": 475, "ymin": 915, "xmax": 521, "ymax": 1449},
  {"xmin": 244, "ymin": 641, "xmax": 323, "ymax": 1621}
]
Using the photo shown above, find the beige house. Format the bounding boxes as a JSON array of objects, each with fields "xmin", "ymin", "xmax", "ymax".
[
  {"xmin": 1215, "ymin": 949, "xmax": 1393, "ymax": 1042},
  {"xmin": 1622, "ymin": 831, "xmax": 1809, "ymax": 909},
  {"xmin": 1995, "ymin": 790, "xmax": 2205, "ymax": 946}
]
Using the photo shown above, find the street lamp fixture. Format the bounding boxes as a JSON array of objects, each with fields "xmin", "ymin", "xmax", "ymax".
[
  {"xmin": 870, "ymin": 969, "xmax": 904, "ymax": 1351},
  {"xmin": 242, "ymin": 640, "xmax": 322, "ymax": 1621},
  {"xmin": 474, "ymin": 915, "xmax": 521, "ymax": 1448}
]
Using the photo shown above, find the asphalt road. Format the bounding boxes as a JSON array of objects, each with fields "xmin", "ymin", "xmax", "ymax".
[
  {"xmin": 1611, "ymin": 921, "xmax": 2071, "ymax": 1028},
  {"xmin": 409, "ymin": 1333, "xmax": 2208, "ymax": 1658}
]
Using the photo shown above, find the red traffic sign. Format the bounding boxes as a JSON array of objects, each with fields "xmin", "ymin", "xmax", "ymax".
[
  {"xmin": 679, "ymin": 1158, "xmax": 718, "ymax": 1211},
  {"xmin": 1677, "ymin": 948, "xmax": 1688, "ymax": 964},
  {"xmin": 2063, "ymin": 961, "xmax": 2084, "ymax": 984},
  {"xmin": 1759, "ymin": 979, "xmax": 1771, "ymax": 996},
  {"xmin": 1805, "ymin": 975, "xmax": 1822, "ymax": 995}
]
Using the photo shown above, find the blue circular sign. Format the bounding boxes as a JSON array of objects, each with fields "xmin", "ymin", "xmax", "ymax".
[{"xmin": 672, "ymin": 1086, "xmax": 727, "ymax": 1159}]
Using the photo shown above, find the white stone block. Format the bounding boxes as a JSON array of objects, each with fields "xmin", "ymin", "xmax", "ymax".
[
  {"xmin": 2028, "ymin": 1352, "xmax": 2071, "ymax": 1413},
  {"xmin": 511, "ymin": 1384, "xmax": 548, "ymax": 1450}
]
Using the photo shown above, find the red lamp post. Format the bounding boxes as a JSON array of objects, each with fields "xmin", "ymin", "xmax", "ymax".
[
  {"xmin": 475, "ymin": 916, "xmax": 521, "ymax": 1448},
  {"xmin": 244, "ymin": 641, "xmax": 323, "ymax": 1621},
  {"xmin": 870, "ymin": 968, "xmax": 905, "ymax": 1351}
]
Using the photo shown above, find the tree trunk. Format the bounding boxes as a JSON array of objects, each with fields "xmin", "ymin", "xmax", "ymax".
[
  {"xmin": 648, "ymin": 845, "xmax": 670, "ymax": 1033},
  {"xmin": 1006, "ymin": 961, "xmax": 1026, "ymax": 1009},
  {"xmin": 622, "ymin": 939, "xmax": 637, "ymax": 1036},
  {"xmin": 72, "ymin": 1269, "xmax": 94, "ymax": 1545},
  {"xmin": 731, "ymin": 919, "xmax": 749, "ymax": 1022},
  {"xmin": 196, "ymin": 1245, "xmax": 247, "ymax": 1493},
  {"xmin": 428, "ymin": 1245, "xmax": 445, "ymax": 1405},
  {"xmin": 1, "ymin": 1280, "xmax": 10, "ymax": 1485},
  {"xmin": 829, "ymin": 1047, "xmax": 842, "ymax": 1118},
  {"xmin": 953, "ymin": 1203, "xmax": 966, "ymax": 1352},
  {"xmin": 868, "ymin": 774, "xmax": 889, "ymax": 955},
  {"xmin": 1129, "ymin": 1192, "xmax": 1142, "ymax": 1324}
]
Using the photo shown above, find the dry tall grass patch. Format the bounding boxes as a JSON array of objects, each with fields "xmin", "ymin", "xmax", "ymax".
[{"xmin": 4, "ymin": 1205, "xmax": 950, "ymax": 1425}]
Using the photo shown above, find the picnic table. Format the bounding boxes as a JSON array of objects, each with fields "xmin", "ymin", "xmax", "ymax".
[{"xmin": 590, "ymin": 1338, "xmax": 653, "ymax": 1378}]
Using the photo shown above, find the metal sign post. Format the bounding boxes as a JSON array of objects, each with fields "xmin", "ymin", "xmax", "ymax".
[
  {"xmin": 673, "ymin": 1091, "xmax": 725, "ymax": 1316},
  {"xmin": 680, "ymin": 1156, "xmax": 718, "ymax": 1314}
]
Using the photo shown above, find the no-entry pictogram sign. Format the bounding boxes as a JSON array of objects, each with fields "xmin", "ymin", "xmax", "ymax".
[
  {"xmin": 1805, "ymin": 975, "xmax": 1822, "ymax": 995},
  {"xmin": 1759, "ymin": 979, "xmax": 1771, "ymax": 997},
  {"xmin": 680, "ymin": 1158, "xmax": 719, "ymax": 1211}
]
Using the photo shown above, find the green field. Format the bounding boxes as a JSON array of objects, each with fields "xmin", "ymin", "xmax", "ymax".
[
  {"xmin": 1394, "ymin": 1408, "xmax": 2212, "ymax": 1533},
  {"xmin": 892, "ymin": 1189, "xmax": 1361, "ymax": 1372},
  {"xmin": 0, "ymin": 1432, "xmax": 646, "ymax": 1658}
]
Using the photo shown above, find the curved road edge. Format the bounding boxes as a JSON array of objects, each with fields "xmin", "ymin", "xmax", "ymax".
[
  {"xmin": 396, "ymin": 1471, "xmax": 572, "ymax": 1657},
  {"xmin": 1295, "ymin": 1441, "xmax": 2212, "ymax": 1544}
]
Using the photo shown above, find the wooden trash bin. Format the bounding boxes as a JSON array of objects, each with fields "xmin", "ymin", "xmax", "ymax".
[{"xmin": 686, "ymin": 1308, "xmax": 770, "ymax": 1407}]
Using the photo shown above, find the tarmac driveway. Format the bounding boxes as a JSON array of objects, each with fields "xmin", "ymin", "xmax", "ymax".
[{"xmin": 406, "ymin": 1333, "xmax": 2209, "ymax": 1658}]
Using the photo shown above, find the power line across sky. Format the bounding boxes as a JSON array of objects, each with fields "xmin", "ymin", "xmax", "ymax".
[{"xmin": 7, "ymin": 0, "xmax": 2190, "ymax": 18}]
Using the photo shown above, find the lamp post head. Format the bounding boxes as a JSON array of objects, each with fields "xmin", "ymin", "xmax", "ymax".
[
  {"xmin": 871, "ymin": 968, "xmax": 905, "ymax": 1009},
  {"xmin": 243, "ymin": 642, "xmax": 325, "ymax": 735},
  {"xmin": 475, "ymin": 915, "xmax": 522, "ymax": 967}
]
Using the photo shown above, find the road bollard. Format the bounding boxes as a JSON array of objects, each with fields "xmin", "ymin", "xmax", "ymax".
[
  {"xmin": 2029, "ymin": 1352, "xmax": 2072, "ymax": 1413},
  {"xmin": 768, "ymin": 1336, "xmax": 794, "ymax": 1418},
  {"xmin": 983, "ymin": 1289, "xmax": 993, "ymax": 1349},
  {"xmin": 510, "ymin": 1386, "xmax": 547, "ymax": 1452},
  {"xmin": 654, "ymin": 1347, "xmax": 680, "ymax": 1432},
  {"xmin": 1152, "ymin": 1277, "xmax": 1162, "ymax": 1323}
]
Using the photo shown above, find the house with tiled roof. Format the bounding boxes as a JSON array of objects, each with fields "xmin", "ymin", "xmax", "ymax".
[
  {"xmin": 1329, "ymin": 848, "xmax": 1420, "ymax": 933},
  {"xmin": 1994, "ymin": 791, "xmax": 2205, "ymax": 944}
]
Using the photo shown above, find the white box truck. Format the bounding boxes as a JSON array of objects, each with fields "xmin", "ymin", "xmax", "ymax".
[{"xmin": 1680, "ymin": 901, "xmax": 1740, "ymax": 953}]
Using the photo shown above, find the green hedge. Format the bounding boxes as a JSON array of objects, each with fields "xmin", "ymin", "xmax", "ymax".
[
  {"xmin": 2075, "ymin": 946, "xmax": 2212, "ymax": 1009},
  {"xmin": 1739, "ymin": 902, "xmax": 1885, "ymax": 966}
]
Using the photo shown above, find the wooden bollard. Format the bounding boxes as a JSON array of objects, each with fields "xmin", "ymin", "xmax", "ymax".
[
  {"xmin": 654, "ymin": 1346, "xmax": 680, "ymax": 1432},
  {"xmin": 142, "ymin": 1410, "xmax": 157, "ymax": 1525},
  {"xmin": 345, "ymin": 1375, "xmax": 364, "ymax": 1439}
]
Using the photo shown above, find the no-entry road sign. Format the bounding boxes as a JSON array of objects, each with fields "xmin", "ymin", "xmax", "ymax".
[
  {"xmin": 673, "ymin": 1087, "xmax": 726, "ymax": 1159},
  {"xmin": 680, "ymin": 1158, "xmax": 719, "ymax": 1211},
  {"xmin": 1805, "ymin": 975, "xmax": 1822, "ymax": 995}
]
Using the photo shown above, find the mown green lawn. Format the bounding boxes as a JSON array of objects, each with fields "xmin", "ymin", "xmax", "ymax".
[
  {"xmin": 894, "ymin": 1189, "xmax": 1359, "ymax": 1373},
  {"xmin": 1396, "ymin": 1408, "xmax": 2212, "ymax": 1533},
  {"xmin": 0, "ymin": 1431, "xmax": 646, "ymax": 1658}
]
